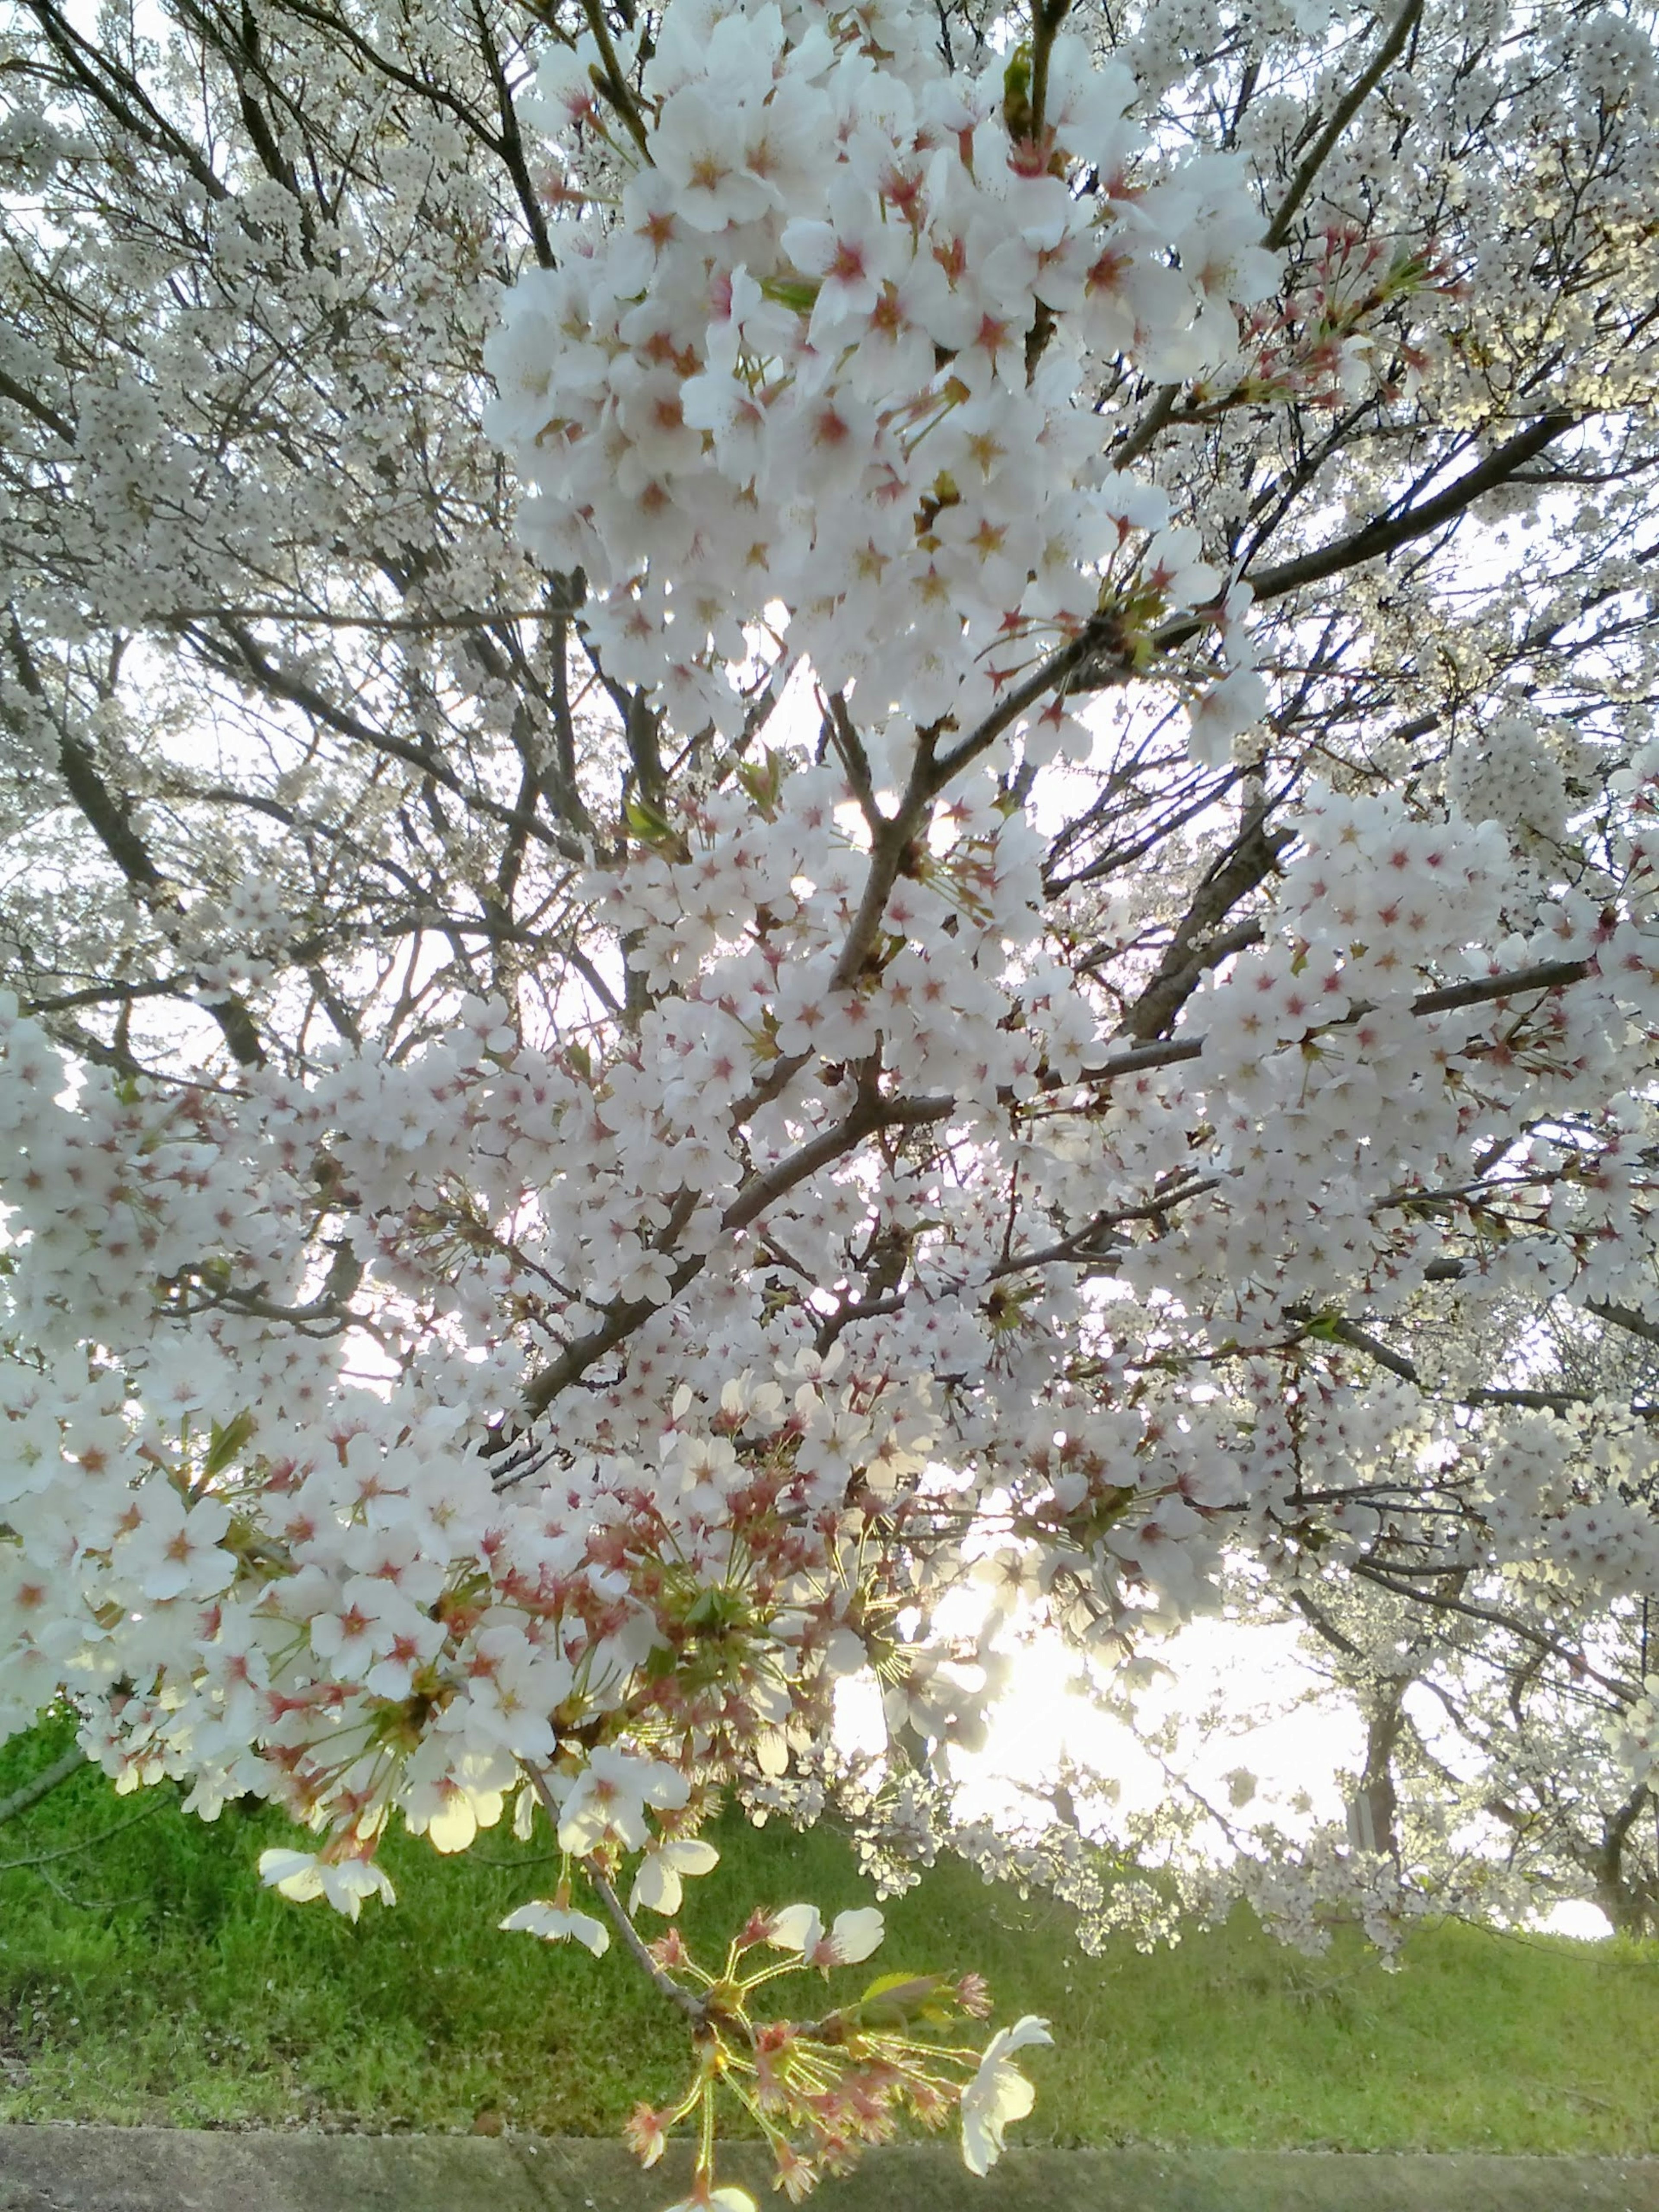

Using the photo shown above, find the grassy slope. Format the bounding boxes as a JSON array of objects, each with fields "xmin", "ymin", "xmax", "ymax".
[{"xmin": 1, "ymin": 1721, "xmax": 1655, "ymax": 2152}]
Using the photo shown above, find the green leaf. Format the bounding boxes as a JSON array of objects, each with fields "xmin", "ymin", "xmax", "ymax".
[
  {"xmin": 855, "ymin": 1971, "xmax": 949, "ymax": 2027},
  {"xmin": 1001, "ymin": 42, "xmax": 1033, "ymax": 139},
  {"xmin": 759, "ymin": 275, "xmax": 820, "ymax": 315},
  {"xmin": 203, "ymin": 1408, "xmax": 256, "ymax": 1478},
  {"xmin": 737, "ymin": 748, "xmax": 785, "ymax": 817},
  {"xmin": 624, "ymin": 793, "xmax": 675, "ymax": 845},
  {"xmin": 859, "ymin": 1971, "xmax": 925, "ymax": 2001}
]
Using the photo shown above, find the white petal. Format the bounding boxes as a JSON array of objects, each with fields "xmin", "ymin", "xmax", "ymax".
[
  {"xmin": 566, "ymin": 1909, "xmax": 612, "ymax": 1957},
  {"xmin": 499, "ymin": 1900, "xmax": 566, "ymax": 1937},
  {"xmin": 639, "ymin": 1758, "xmax": 692, "ymax": 1811},
  {"xmin": 961, "ymin": 2112, "xmax": 993, "ymax": 2177},
  {"xmin": 426, "ymin": 1795, "xmax": 479, "ymax": 1854},
  {"xmin": 630, "ymin": 1854, "xmax": 683, "ymax": 1916},
  {"xmin": 667, "ymin": 1837, "xmax": 720, "ymax": 1878},
  {"xmin": 766, "ymin": 1901, "xmax": 822, "ymax": 1954},
  {"xmin": 829, "ymin": 1906, "xmax": 884, "ymax": 1963},
  {"xmin": 257, "ymin": 1848, "xmax": 323, "ymax": 1902}
]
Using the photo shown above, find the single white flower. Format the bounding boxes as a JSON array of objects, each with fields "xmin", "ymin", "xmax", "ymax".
[
  {"xmin": 258, "ymin": 1847, "xmax": 395, "ymax": 1921},
  {"xmin": 765, "ymin": 1901, "xmax": 885, "ymax": 1966},
  {"xmin": 960, "ymin": 2015, "xmax": 1052, "ymax": 2176},
  {"xmin": 498, "ymin": 1897, "xmax": 611, "ymax": 1957},
  {"xmin": 557, "ymin": 1745, "xmax": 690, "ymax": 1855},
  {"xmin": 630, "ymin": 1835, "xmax": 720, "ymax": 1916}
]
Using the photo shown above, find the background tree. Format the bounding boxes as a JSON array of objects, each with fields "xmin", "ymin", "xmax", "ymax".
[{"xmin": 1281, "ymin": 1309, "xmax": 1659, "ymax": 1940}]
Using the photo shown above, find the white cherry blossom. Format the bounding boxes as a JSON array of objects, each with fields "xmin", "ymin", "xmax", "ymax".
[
  {"xmin": 765, "ymin": 1902, "xmax": 886, "ymax": 1966},
  {"xmin": 558, "ymin": 1748, "xmax": 693, "ymax": 1856},
  {"xmin": 499, "ymin": 1896, "xmax": 613, "ymax": 1958},
  {"xmin": 630, "ymin": 1835, "xmax": 721, "ymax": 1916},
  {"xmin": 960, "ymin": 2016, "xmax": 1053, "ymax": 2176}
]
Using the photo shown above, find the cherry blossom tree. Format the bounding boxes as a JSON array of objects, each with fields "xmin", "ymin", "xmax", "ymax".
[
  {"xmin": 1273, "ymin": 1307, "xmax": 1659, "ymax": 1942},
  {"xmin": 1299, "ymin": 1570, "xmax": 1659, "ymax": 1939},
  {"xmin": 3, "ymin": 0, "xmax": 1659, "ymax": 2193}
]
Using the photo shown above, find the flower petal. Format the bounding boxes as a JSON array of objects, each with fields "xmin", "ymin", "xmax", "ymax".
[
  {"xmin": 257, "ymin": 1847, "xmax": 324, "ymax": 1903},
  {"xmin": 765, "ymin": 1901, "xmax": 822, "ymax": 1954},
  {"xmin": 829, "ymin": 1906, "xmax": 884, "ymax": 1963}
]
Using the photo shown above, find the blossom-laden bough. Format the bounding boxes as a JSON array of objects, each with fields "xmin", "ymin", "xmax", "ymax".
[
  {"xmin": 3, "ymin": 0, "xmax": 1659, "ymax": 2193},
  {"xmin": 499, "ymin": 1823, "xmax": 1049, "ymax": 2207}
]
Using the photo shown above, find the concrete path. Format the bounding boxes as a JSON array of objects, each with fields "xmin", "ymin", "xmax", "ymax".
[{"xmin": 3, "ymin": 2130, "xmax": 1658, "ymax": 2212}]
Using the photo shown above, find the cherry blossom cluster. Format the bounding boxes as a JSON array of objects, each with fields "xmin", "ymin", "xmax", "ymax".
[
  {"xmin": 8, "ymin": 728, "xmax": 1659, "ymax": 1853},
  {"xmin": 8, "ymin": 721, "xmax": 1659, "ymax": 1877},
  {"xmin": 485, "ymin": 0, "xmax": 1279, "ymax": 760},
  {"xmin": 1446, "ymin": 714, "xmax": 1574, "ymax": 852},
  {"xmin": 500, "ymin": 1881, "xmax": 1046, "ymax": 2204}
]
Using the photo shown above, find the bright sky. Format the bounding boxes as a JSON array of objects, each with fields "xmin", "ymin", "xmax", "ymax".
[
  {"xmin": 836, "ymin": 1619, "xmax": 1615, "ymax": 1940},
  {"xmin": 836, "ymin": 1613, "xmax": 1360, "ymax": 1836}
]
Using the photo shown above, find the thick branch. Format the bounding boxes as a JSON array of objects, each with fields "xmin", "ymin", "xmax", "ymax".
[
  {"xmin": 1244, "ymin": 415, "xmax": 1580, "ymax": 604},
  {"xmin": 1123, "ymin": 804, "xmax": 1292, "ymax": 1041},
  {"xmin": 519, "ymin": 1086, "xmax": 947, "ymax": 1417},
  {"xmin": 7, "ymin": 617, "xmax": 265, "ymax": 1065},
  {"xmin": 0, "ymin": 1744, "xmax": 88, "ymax": 1828},
  {"xmin": 0, "ymin": 365, "xmax": 75, "ymax": 445},
  {"xmin": 933, "ymin": 413, "xmax": 1579, "ymax": 782},
  {"xmin": 518, "ymin": 955, "xmax": 1604, "ymax": 1420},
  {"xmin": 23, "ymin": 0, "xmax": 228, "ymax": 199}
]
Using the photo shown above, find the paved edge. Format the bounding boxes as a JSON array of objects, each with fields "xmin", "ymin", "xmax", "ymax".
[{"xmin": 3, "ymin": 2131, "xmax": 1659, "ymax": 2212}]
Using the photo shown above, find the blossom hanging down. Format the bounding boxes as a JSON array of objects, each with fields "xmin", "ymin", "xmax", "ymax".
[
  {"xmin": 257, "ymin": 1849, "xmax": 397, "ymax": 1923},
  {"xmin": 499, "ymin": 1892, "xmax": 613, "ymax": 1958},
  {"xmin": 486, "ymin": 0, "xmax": 1278, "ymax": 768},
  {"xmin": 960, "ymin": 2015, "xmax": 1054, "ymax": 2175}
]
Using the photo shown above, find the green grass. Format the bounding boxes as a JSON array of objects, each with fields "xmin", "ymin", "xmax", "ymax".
[{"xmin": 2, "ymin": 1717, "xmax": 1656, "ymax": 2152}]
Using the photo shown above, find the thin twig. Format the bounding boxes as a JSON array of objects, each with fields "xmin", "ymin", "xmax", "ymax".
[
  {"xmin": 0, "ymin": 1796, "xmax": 165, "ymax": 1873},
  {"xmin": 521, "ymin": 1766, "xmax": 707, "ymax": 2021},
  {"xmin": 579, "ymin": 0, "xmax": 650, "ymax": 156},
  {"xmin": 1068, "ymin": 956, "xmax": 1591, "ymax": 1089},
  {"xmin": 1263, "ymin": 0, "xmax": 1424, "ymax": 250}
]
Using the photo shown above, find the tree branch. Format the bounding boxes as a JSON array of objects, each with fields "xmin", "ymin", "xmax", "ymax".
[
  {"xmin": 520, "ymin": 1767, "xmax": 707, "ymax": 2021},
  {"xmin": 1245, "ymin": 414, "xmax": 1580, "ymax": 604},
  {"xmin": 0, "ymin": 1744, "xmax": 88, "ymax": 1828},
  {"xmin": 1262, "ymin": 0, "xmax": 1425, "ymax": 250},
  {"xmin": 7, "ymin": 616, "xmax": 265, "ymax": 1066},
  {"xmin": 586, "ymin": 1859, "xmax": 709, "ymax": 2021}
]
